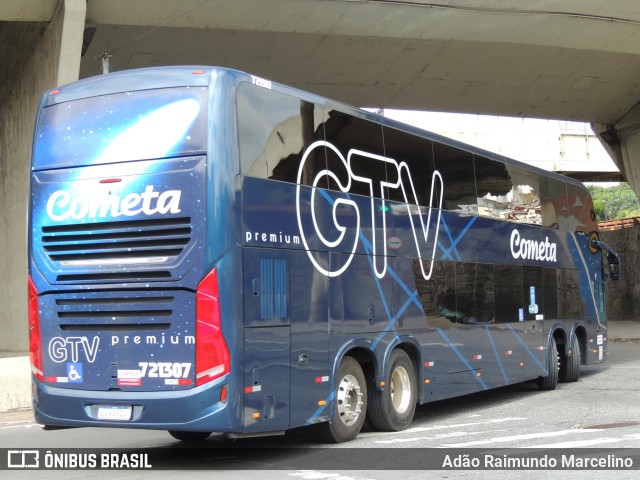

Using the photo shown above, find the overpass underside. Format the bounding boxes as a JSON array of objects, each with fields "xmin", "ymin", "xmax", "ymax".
[{"xmin": 2, "ymin": 0, "xmax": 640, "ymax": 351}]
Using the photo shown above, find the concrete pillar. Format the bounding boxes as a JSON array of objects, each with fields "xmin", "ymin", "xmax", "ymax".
[
  {"xmin": 594, "ymin": 103, "xmax": 640, "ymax": 199},
  {"xmin": 0, "ymin": 0, "xmax": 86, "ymax": 352},
  {"xmin": 56, "ymin": 0, "xmax": 86, "ymax": 86}
]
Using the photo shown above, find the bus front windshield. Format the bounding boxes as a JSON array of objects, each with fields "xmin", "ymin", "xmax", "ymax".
[{"xmin": 34, "ymin": 86, "xmax": 208, "ymax": 170}]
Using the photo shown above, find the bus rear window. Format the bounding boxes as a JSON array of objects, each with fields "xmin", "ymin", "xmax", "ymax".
[{"xmin": 34, "ymin": 87, "xmax": 208, "ymax": 170}]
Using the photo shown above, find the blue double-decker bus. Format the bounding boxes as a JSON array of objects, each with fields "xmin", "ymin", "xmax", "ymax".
[{"xmin": 28, "ymin": 66, "xmax": 619, "ymax": 442}]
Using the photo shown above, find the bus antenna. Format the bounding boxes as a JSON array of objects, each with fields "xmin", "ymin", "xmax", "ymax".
[
  {"xmin": 95, "ymin": 0, "xmax": 211, "ymax": 74},
  {"xmin": 97, "ymin": 51, "xmax": 112, "ymax": 74}
]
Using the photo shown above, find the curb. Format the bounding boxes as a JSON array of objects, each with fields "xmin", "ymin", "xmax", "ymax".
[{"xmin": 0, "ymin": 356, "xmax": 31, "ymax": 413}]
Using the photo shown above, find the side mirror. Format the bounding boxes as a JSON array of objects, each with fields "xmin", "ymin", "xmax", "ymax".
[
  {"xmin": 607, "ymin": 252, "xmax": 620, "ymax": 282},
  {"xmin": 595, "ymin": 240, "xmax": 621, "ymax": 282}
]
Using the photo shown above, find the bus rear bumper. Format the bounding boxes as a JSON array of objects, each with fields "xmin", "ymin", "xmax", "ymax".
[{"xmin": 32, "ymin": 376, "xmax": 239, "ymax": 433}]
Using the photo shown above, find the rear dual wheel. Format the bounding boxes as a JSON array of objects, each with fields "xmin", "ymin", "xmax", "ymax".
[
  {"xmin": 368, "ymin": 350, "xmax": 417, "ymax": 431},
  {"xmin": 537, "ymin": 336, "xmax": 559, "ymax": 390},
  {"xmin": 560, "ymin": 335, "xmax": 581, "ymax": 383}
]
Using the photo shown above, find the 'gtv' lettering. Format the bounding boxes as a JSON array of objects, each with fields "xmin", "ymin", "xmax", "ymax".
[
  {"xmin": 48, "ymin": 336, "xmax": 100, "ymax": 363},
  {"xmin": 295, "ymin": 140, "xmax": 443, "ymax": 280}
]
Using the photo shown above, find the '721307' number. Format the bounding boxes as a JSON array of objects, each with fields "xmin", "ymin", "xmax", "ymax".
[{"xmin": 138, "ymin": 362, "xmax": 191, "ymax": 379}]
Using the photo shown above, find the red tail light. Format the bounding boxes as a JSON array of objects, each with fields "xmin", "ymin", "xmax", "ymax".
[
  {"xmin": 195, "ymin": 268, "xmax": 230, "ymax": 386},
  {"xmin": 28, "ymin": 276, "xmax": 44, "ymax": 382}
]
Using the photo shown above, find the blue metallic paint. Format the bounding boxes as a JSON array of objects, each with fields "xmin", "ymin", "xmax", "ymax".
[{"xmin": 29, "ymin": 66, "xmax": 606, "ymax": 436}]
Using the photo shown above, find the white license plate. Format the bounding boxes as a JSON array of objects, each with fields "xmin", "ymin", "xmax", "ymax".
[{"xmin": 97, "ymin": 405, "xmax": 132, "ymax": 421}]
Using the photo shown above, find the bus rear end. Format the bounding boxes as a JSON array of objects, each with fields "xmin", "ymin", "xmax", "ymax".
[{"xmin": 28, "ymin": 67, "xmax": 236, "ymax": 435}]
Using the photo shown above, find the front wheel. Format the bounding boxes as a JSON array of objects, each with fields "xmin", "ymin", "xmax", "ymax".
[
  {"xmin": 368, "ymin": 349, "xmax": 417, "ymax": 431},
  {"xmin": 319, "ymin": 356, "xmax": 367, "ymax": 443},
  {"xmin": 537, "ymin": 336, "xmax": 559, "ymax": 391}
]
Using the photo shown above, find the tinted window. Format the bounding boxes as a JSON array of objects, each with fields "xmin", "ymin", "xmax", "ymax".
[
  {"xmin": 414, "ymin": 260, "xmax": 456, "ymax": 321},
  {"xmin": 237, "ymin": 83, "xmax": 324, "ymax": 184},
  {"xmin": 322, "ymin": 109, "xmax": 386, "ymax": 197},
  {"xmin": 523, "ymin": 267, "xmax": 543, "ymax": 321},
  {"xmin": 455, "ymin": 263, "xmax": 495, "ymax": 324},
  {"xmin": 494, "ymin": 265, "xmax": 523, "ymax": 323},
  {"xmin": 558, "ymin": 269, "xmax": 584, "ymax": 318},
  {"xmin": 433, "ymin": 143, "xmax": 476, "ymax": 212},
  {"xmin": 382, "ymin": 127, "xmax": 435, "ymax": 206},
  {"xmin": 507, "ymin": 166, "xmax": 541, "ymax": 225},
  {"xmin": 474, "ymin": 156, "xmax": 511, "ymax": 220},
  {"xmin": 539, "ymin": 176, "xmax": 567, "ymax": 229},
  {"xmin": 542, "ymin": 268, "xmax": 558, "ymax": 319},
  {"xmin": 415, "ymin": 261, "xmax": 496, "ymax": 325},
  {"xmin": 34, "ymin": 87, "xmax": 208, "ymax": 170}
]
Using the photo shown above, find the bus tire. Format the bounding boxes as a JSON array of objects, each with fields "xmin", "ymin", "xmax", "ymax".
[
  {"xmin": 168, "ymin": 430, "xmax": 212, "ymax": 442},
  {"xmin": 537, "ymin": 336, "xmax": 559, "ymax": 391},
  {"xmin": 368, "ymin": 349, "xmax": 417, "ymax": 431},
  {"xmin": 562, "ymin": 335, "xmax": 581, "ymax": 383},
  {"xmin": 319, "ymin": 356, "xmax": 367, "ymax": 443}
]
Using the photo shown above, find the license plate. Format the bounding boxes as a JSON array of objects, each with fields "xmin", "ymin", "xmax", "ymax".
[{"xmin": 97, "ymin": 405, "xmax": 132, "ymax": 421}]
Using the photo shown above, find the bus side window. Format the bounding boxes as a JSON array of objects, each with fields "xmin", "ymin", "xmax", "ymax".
[
  {"xmin": 322, "ymin": 109, "xmax": 386, "ymax": 197},
  {"xmin": 558, "ymin": 269, "xmax": 584, "ymax": 319},
  {"xmin": 506, "ymin": 166, "xmax": 542, "ymax": 225},
  {"xmin": 494, "ymin": 265, "xmax": 524, "ymax": 323},
  {"xmin": 522, "ymin": 266, "xmax": 543, "ymax": 320},
  {"xmin": 455, "ymin": 263, "xmax": 495, "ymax": 325},
  {"xmin": 474, "ymin": 155, "xmax": 511, "ymax": 220},
  {"xmin": 414, "ymin": 260, "xmax": 457, "ymax": 326},
  {"xmin": 542, "ymin": 268, "xmax": 558, "ymax": 319},
  {"xmin": 433, "ymin": 143, "xmax": 476, "ymax": 213},
  {"xmin": 539, "ymin": 176, "xmax": 565, "ymax": 230},
  {"xmin": 381, "ymin": 127, "xmax": 435, "ymax": 206},
  {"xmin": 237, "ymin": 83, "xmax": 324, "ymax": 184}
]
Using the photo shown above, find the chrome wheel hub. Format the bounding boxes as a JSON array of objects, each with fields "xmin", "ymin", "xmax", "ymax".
[
  {"xmin": 390, "ymin": 365, "xmax": 411, "ymax": 414},
  {"xmin": 336, "ymin": 374, "xmax": 363, "ymax": 426}
]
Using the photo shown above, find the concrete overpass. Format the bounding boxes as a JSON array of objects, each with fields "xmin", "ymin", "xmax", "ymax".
[{"xmin": 2, "ymin": 0, "xmax": 640, "ymax": 351}]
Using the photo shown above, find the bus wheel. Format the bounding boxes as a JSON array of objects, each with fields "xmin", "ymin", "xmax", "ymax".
[
  {"xmin": 562, "ymin": 335, "xmax": 581, "ymax": 383},
  {"xmin": 320, "ymin": 356, "xmax": 367, "ymax": 443},
  {"xmin": 368, "ymin": 349, "xmax": 417, "ymax": 431},
  {"xmin": 537, "ymin": 337, "xmax": 559, "ymax": 391},
  {"xmin": 168, "ymin": 430, "xmax": 212, "ymax": 442}
]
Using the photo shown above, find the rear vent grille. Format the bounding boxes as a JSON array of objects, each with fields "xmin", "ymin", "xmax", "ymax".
[
  {"xmin": 56, "ymin": 294, "xmax": 175, "ymax": 331},
  {"xmin": 40, "ymin": 217, "xmax": 191, "ymax": 283},
  {"xmin": 42, "ymin": 217, "xmax": 190, "ymax": 263},
  {"xmin": 56, "ymin": 272, "xmax": 171, "ymax": 282}
]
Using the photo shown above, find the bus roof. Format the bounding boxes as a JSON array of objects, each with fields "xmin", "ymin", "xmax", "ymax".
[{"xmin": 44, "ymin": 65, "xmax": 589, "ymax": 192}]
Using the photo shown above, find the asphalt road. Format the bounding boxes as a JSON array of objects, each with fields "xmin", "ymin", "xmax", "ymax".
[{"xmin": 1, "ymin": 341, "xmax": 640, "ymax": 479}]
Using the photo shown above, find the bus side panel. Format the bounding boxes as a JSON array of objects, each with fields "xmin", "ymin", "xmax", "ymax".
[
  {"xmin": 242, "ymin": 245, "xmax": 333, "ymax": 430},
  {"xmin": 242, "ymin": 247, "xmax": 291, "ymax": 432},
  {"xmin": 290, "ymin": 249, "xmax": 331, "ymax": 427},
  {"xmin": 243, "ymin": 325, "xmax": 290, "ymax": 432},
  {"xmin": 330, "ymin": 252, "xmax": 397, "ymax": 335}
]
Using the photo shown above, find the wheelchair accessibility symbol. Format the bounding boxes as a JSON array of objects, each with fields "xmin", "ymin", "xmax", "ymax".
[{"xmin": 66, "ymin": 363, "xmax": 83, "ymax": 383}]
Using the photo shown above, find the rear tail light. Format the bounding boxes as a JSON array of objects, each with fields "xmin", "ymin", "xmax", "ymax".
[
  {"xmin": 28, "ymin": 276, "xmax": 44, "ymax": 382},
  {"xmin": 195, "ymin": 268, "xmax": 230, "ymax": 386}
]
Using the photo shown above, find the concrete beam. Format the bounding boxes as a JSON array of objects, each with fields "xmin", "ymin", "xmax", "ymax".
[{"xmin": 76, "ymin": 1, "xmax": 640, "ymax": 123}]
